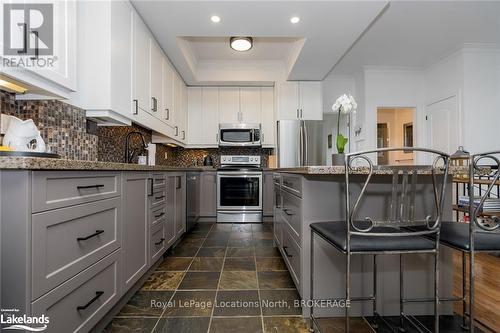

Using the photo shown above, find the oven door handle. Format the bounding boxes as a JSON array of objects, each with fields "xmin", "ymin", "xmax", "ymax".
[{"xmin": 217, "ymin": 172, "xmax": 262, "ymax": 177}]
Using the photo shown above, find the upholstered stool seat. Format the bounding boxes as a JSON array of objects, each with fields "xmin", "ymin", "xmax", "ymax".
[
  {"xmin": 311, "ymin": 221, "xmax": 436, "ymax": 253},
  {"xmin": 439, "ymin": 222, "xmax": 500, "ymax": 252}
]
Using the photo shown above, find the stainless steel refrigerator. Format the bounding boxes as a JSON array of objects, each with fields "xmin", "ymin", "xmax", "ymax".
[{"xmin": 277, "ymin": 120, "xmax": 324, "ymax": 167}]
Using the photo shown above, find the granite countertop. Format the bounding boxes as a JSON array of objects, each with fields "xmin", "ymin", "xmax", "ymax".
[
  {"xmin": 0, "ymin": 156, "xmax": 217, "ymax": 171},
  {"xmin": 271, "ymin": 165, "xmax": 470, "ymax": 175}
]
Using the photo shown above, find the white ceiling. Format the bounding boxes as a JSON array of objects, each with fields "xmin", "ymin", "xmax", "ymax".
[
  {"xmin": 330, "ymin": 1, "xmax": 500, "ymax": 75},
  {"xmin": 130, "ymin": 0, "xmax": 388, "ymax": 84}
]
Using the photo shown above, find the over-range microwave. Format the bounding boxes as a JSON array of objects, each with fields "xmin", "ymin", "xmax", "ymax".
[{"xmin": 218, "ymin": 123, "xmax": 262, "ymax": 147}]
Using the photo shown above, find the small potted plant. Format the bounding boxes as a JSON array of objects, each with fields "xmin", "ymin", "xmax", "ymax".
[{"xmin": 332, "ymin": 94, "xmax": 357, "ymax": 165}]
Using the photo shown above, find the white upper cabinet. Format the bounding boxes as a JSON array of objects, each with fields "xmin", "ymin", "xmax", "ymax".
[
  {"xmin": 70, "ymin": 0, "xmax": 133, "ymax": 125},
  {"xmin": 1, "ymin": 0, "xmax": 76, "ymax": 98},
  {"xmin": 132, "ymin": 11, "xmax": 150, "ymax": 114},
  {"xmin": 162, "ymin": 57, "xmax": 174, "ymax": 126},
  {"xmin": 172, "ymin": 72, "xmax": 182, "ymax": 139},
  {"xmin": 299, "ymin": 81, "xmax": 323, "ymax": 120},
  {"xmin": 179, "ymin": 82, "xmax": 188, "ymax": 143},
  {"xmin": 219, "ymin": 87, "xmax": 240, "ymax": 123},
  {"xmin": 240, "ymin": 87, "xmax": 261, "ymax": 124},
  {"xmin": 261, "ymin": 87, "xmax": 275, "ymax": 147},
  {"xmin": 277, "ymin": 81, "xmax": 323, "ymax": 120},
  {"xmin": 201, "ymin": 87, "xmax": 219, "ymax": 145},
  {"xmin": 187, "ymin": 87, "xmax": 203, "ymax": 145},
  {"xmin": 149, "ymin": 38, "xmax": 163, "ymax": 116}
]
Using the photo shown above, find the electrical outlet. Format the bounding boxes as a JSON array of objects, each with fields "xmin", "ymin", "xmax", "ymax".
[{"xmin": 164, "ymin": 152, "xmax": 168, "ymax": 159}]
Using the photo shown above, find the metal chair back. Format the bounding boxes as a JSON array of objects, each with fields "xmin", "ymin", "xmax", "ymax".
[
  {"xmin": 345, "ymin": 147, "xmax": 451, "ymax": 241},
  {"xmin": 470, "ymin": 151, "xmax": 500, "ymax": 235}
]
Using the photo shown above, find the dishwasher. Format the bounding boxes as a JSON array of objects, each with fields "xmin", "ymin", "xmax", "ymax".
[{"xmin": 186, "ymin": 172, "xmax": 200, "ymax": 231}]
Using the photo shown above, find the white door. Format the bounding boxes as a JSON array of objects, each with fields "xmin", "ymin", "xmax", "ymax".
[
  {"xmin": 187, "ymin": 87, "xmax": 202, "ymax": 145},
  {"xmin": 299, "ymin": 81, "xmax": 323, "ymax": 120},
  {"xmin": 240, "ymin": 87, "xmax": 261, "ymax": 123},
  {"xmin": 162, "ymin": 58, "xmax": 174, "ymax": 125},
  {"xmin": 202, "ymin": 87, "xmax": 219, "ymax": 145},
  {"xmin": 149, "ymin": 39, "xmax": 162, "ymax": 116},
  {"xmin": 219, "ymin": 87, "xmax": 240, "ymax": 123},
  {"xmin": 261, "ymin": 87, "xmax": 275, "ymax": 146},
  {"xmin": 277, "ymin": 81, "xmax": 299, "ymax": 120},
  {"xmin": 426, "ymin": 95, "xmax": 459, "ymax": 155},
  {"xmin": 132, "ymin": 11, "xmax": 150, "ymax": 113}
]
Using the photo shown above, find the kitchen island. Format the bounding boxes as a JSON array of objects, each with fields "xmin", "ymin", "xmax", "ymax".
[{"xmin": 272, "ymin": 167, "xmax": 458, "ymax": 318}]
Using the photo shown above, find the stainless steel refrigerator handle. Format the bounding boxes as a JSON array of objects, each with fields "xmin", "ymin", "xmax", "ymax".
[{"xmin": 302, "ymin": 121, "xmax": 308, "ymax": 166}]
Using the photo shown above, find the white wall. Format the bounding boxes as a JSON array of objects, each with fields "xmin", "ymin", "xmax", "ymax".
[{"xmin": 362, "ymin": 68, "xmax": 425, "ymax": 154}]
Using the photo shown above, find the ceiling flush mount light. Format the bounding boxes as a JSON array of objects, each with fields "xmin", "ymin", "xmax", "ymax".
[
  {"xmin": 210, "ymin": 15, "xmax": 221, "ymax": 23},
  {"xmin": 290, "ymin": 16, "xmax": 300, "ymax": 24},
  {"xmin": 230, "ymin": 37, "xmax": 253, "ymax": 52}
]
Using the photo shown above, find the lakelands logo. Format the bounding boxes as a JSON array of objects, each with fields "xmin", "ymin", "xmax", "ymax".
[
  {"xmin": 2, "ymin": 3, "xmax": 56, "ymax": 69},
  {"xmin": 1, "ymin": 309, "xmax": 49, "ymax": 332}
]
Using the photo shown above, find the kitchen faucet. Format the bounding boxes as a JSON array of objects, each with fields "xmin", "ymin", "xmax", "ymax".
[{"xmin": 124, "ymin": 131, "xmax": 147, "ymax": 163}]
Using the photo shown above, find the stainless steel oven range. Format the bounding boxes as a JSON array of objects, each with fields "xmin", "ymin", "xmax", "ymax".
[{"xmin": 217, "ymin": 155, "xmax": 262, "ymax": 223}]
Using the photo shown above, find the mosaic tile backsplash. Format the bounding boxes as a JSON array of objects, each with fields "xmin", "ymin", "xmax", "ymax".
[
  {"xmin": 0, "ymin": 90, "xmax": 98, "ymax": 161},
  {"xmin": 0, "ymin": 89, "xmax": 272, "ymax": 166}
]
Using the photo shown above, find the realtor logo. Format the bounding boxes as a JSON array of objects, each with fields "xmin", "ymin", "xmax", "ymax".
[{"xmin": 3, "ymin": 3, "xmax": 53, "ymax": 56}]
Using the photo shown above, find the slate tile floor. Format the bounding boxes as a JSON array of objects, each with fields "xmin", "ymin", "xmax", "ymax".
[{"xmin": 103, "ymin": 223, "xmax": 474, "ymax": 333}]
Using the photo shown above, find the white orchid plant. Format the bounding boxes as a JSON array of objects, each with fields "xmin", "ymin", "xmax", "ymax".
[{"xmin": 332, "ymin": 94, "xmax": 357, "ymax": 154}]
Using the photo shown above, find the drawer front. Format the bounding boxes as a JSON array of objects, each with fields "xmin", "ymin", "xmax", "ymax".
[
  {"xmin": 282, "ymin": 225, "xmax": 301, "ymax": 291},
  {"xmin": 281, "ymin": 174, "xmax": 302, "ymax": 197},
  {"xmin": 150, "ymin": 205, "xmax": 166, "ymax": 227},
  {"xmin": 153, "ymin": 173, "xmax": 167, "ymax": 189},
  {"xmin": 32, "ymin": 171, "xmax": 121, "ymax": 213},
  {"xmin": 281, "ymin": 189, "xmax": 302, "ymax": 243},
  {"xmin": 151, "ymin": 222, "xmax": 166, "ymax": 263},
  {"xmin": 150, "ymin": 187, "xmax": 167, "ymax": 210},
  {"xmin": 32, "ymin": 198, "xmax": 121, "ymax": 300},
  {"xmin": 31, "ymin": 251, "xmax": 121, "ymax": 333}
]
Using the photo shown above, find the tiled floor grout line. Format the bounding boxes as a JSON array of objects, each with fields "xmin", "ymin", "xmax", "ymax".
[
  {"xmin": 206, "ymin": 224, "xmax": 231, "ymax": 333},
  {"xmin": 253, "ymin": 226, "xmax": 266, "ymax": 333},
  {"xmin": 150, "ymin": 223, "xmax": 215, "ymax": 333}
]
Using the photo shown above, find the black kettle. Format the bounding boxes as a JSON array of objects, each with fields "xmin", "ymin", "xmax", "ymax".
[{"xmin": 203, "ymin": 155, "xmax": 213, "ymax": 166}]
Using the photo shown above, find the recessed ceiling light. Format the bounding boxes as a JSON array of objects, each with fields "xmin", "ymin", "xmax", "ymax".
[
  {"xmin": 230, "ymin": 37, "xmax": 253, "ymax": 52},
  {"xmin": 290, "ymin": 16, "xmax": 300, "ymax": 24},
  {"xmin": 210, "ymin": 15, "xmax": 221, "ymax": 23}
]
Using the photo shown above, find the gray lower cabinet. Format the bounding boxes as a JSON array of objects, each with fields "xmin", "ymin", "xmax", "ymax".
[
  {"xmin": 150, "ymin": 222, "xmax": 166, "ymax": 263},
  {"xmin": 199, "ymin": 171, "xmax": 217, "ymax": 217},
  {"xmin": 32, "ymin": 197, "xmax": 121, "ymax": 300},
  {"xmin": 122, "ymin": 172, "xmax": 149, "ymax": 290},
  {"xmin": 31, "ymin": 251, "xmax": 121, "ymax": 333},
  {"xmin": 263, "ymin": 172, "xmax": 274, "ymax": 217}
]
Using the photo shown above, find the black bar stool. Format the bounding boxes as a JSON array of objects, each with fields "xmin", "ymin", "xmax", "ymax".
[
  {"xmin": 309, "ymin": 147, "xmax": 451, "ymax": 333},
  {"xmin": 438, "ymin": 151, "xmax": 500, "ymax": 332}
]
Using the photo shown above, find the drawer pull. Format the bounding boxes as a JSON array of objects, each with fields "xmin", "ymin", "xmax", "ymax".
[
  {"xmin": 77, "ymin": 184, "xmax": 105, "ymax": 190},
  {"xmin": 77, "ymin": 291, "xmax": 104, "ymax": 311},
  {"xmin": 77, "ymin": 230, "xmax": 104, "ymax": 241},
  {"xmin": 154, "ymin": 212, "xmax": 165, "ymax": 219},
  {"xmin": 155, "ymin": 238, "xmax": 166, "ymax": 246},
  {"xmin": 283, "ymin": 246, "xmax": 293, "ymax": 258},
  {"xmin": 283, "ymin": 209, "xmax": 293, "ymax": 216},
  {"xmin": 155, "ymin": 195, "xmax": 165, "ymax": 200}
]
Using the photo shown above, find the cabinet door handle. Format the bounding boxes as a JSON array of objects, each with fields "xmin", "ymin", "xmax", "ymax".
[
  {"xmin": 155, "ymin": 212, "xmax": 165, "ymax": 219},
  {"xmin": 165, "ymin": 108, "xmax": 170, "ymax": 120},
  {"xmin": 151, "ymin": 97, "xmax": 158, "ymax": 112},
  {"xmin": 148, "ymin": 178, "xmax": 154, "ymax": 196},
  {"xmin": 283, "ymin": 209, "xmax": 293, "ymax": 216},
  {"xmin": 77, "ymin": 291, "xmax": 104, "ymax": 311},
  {"xmin": 155, "ymin": 195, "xmax": 165, "ymax": 200},
  {"xmin": 77, "ymin": 230, "xmax": 104, "ymax": 241},
  {"xmin": 175, "ymin": 126, "xmax": 179, "ymax": 136},
  {"xmin": 296, "ymin": 109, "xmax": 299, "ymax": 119},
  {"xmin": 300, "ymin": 109, "xmax": 303, "ymax": 118},
  {"xmin": 182, "ymin": 130, "xmax": 185, "ymax": 140},
  {"xmin": 133, "ymin": 99, "xmax": 139, "ymax": 115},
  {"xmin": 17, "ymin": 23, "xmax": 27, "ymax": 54},
  {"xmin": 283, "ymin": 246, "xmax": 293, "ymax": 258},
  {"xmin": 176, "ymin": 176, "xmax": 182, "ymax": 189},
  {"xmin": 155, "ymin": 238, "xmax": 166, "ymax": 246},
  {"xmin": 77, "ymin": 184, "xmax": 104, "ymax": 190}
]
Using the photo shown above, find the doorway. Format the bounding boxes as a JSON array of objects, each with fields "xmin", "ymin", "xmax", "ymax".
[{"xmin": 377, "ymin": 108, "xmax": 415, "ymax": 165}]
